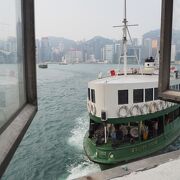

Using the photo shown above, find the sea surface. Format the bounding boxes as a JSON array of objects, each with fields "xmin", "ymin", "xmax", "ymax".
[{"xmin": 2, "ymin": 64, "xmax": 180, "ymax": 180}]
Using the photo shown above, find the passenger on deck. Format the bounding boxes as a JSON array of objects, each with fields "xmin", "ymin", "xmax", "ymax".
[
  {"xmin": 120, "ymin": 125, "xmax": 128, "ymax": 140},
  {"xmin": 107, "ymin": 124, "xmax": 112, "ymax": 138},
  {"xmin": 94, "ymin": 125, "xmax": 104, "ymax": 145},
  {"xmin": 116, "ymin": 128, "xmax": 123, "ymax": 140},
  {"xmin": 153, "ymin": 121, "xmax": 158, "ymax": 137},
  {"xmin": 111, "ymin": 126, "xmax": 116, "ymax": 143}
]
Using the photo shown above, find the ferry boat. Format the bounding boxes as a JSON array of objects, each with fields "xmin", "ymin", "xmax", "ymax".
[
  {"xmin": 83, "ymin": 0, "xmax": 180, "ymax": 165},
  {"xmin": 38, "ymin": 63, "xmax": 48, "ymax": 69}
]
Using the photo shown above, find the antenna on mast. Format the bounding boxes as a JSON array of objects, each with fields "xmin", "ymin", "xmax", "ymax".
[{"xmin": 113, "ymin": 0, "xmax": 140, "ymax": 75}]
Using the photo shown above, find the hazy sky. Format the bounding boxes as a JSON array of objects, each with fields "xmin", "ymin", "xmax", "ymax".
[{"xmin": 35, "ymin": 0, "xmax": 162, "ymax": 41}]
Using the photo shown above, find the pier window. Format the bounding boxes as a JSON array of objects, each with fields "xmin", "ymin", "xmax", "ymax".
[
  {"xmin": 133, "ymin": 89, "xmax": 143, "ymax": 103},
  {"xmin": 0, "ymin": 0, "xmax": 37, "ymax": 177},
  {"xmin": 118, "ymin": 90, "xmax": 128, "ymax": 104},
  {"xmin": 88, "ymin": 88, "xmax": 90, "ymax": 100},
  {"xmin": 145, "ymin": 88, "xmax": 153, "ymax": 102},
  {"xmin": 154, "ymin": 88, "xmax": 158, "ymax": 100},
  {"xmin": 91, "ymin": 89, "xmax": 95, "ymax": 103},
  {"xmin": 159, "ymin": 0, "xmax": 180, "ymax": 102}
]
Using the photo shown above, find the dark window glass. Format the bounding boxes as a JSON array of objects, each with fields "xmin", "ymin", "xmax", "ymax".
[
  {"xmin": 145, "ymin": 88, "xmax": 153, "ymax": 102},
  {"xmin": 174, "ymin": 108, "xmax": 179, "ymax": 119},
  {"xmin": 88, "ymin": 88, "xmax": 90, "ymax": 100},
  {"xmin": 170, "ymin": 85, "xmax": 176, "ymax": 90},
  {"xmin": 179, "ymin": 84, "xmax": 180, "ymax": 90},
  {"xmin": 91, "ymin": 89, "xmax": 95, "ymax": 103},
  {"xmin": 154, "ymin": 88, "xmax": 158, "ymax": 100},
  {"xmin": 176, "ymin": 85, "xmax": 179, "ymax": 90},
  {"xmin": 118, "ymin": 90, "xmax": 128, "ymax": 104},
  {"xmin": 133, "ymin": 89, "xmax": 143, "ymax": 103}
]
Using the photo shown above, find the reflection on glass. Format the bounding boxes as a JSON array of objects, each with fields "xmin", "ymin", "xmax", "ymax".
[
  {"xmin": 169, "ymin": 0, "xmax": 180, "ymax": 91},
  {"xmin": 0, "ymin": 0, "xmax": 26, "ymax": 129}
]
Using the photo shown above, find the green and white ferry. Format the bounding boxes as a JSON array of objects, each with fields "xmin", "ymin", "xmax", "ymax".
[{"xmin": 83, "ymin": 0, "xmax": 180, "ymax": 165}]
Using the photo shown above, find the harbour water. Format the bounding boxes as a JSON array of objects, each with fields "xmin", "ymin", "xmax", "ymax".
[{"xmin": 2, "ymin": 64, "xmax": 180, "ymax": 180}]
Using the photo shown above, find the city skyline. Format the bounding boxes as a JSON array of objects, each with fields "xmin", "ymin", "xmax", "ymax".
[{"xmin": 35, "ymin": 0, "xmax": 161, "ymax": 41}]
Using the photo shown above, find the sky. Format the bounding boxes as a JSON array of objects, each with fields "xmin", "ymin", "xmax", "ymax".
[
  {"xmin": 35, "ymin": 0, "xmax": 162, "ymax": 41},
  {"xmin": 0, "ymin": 0, "xmax": 161, "ymax": 41}
]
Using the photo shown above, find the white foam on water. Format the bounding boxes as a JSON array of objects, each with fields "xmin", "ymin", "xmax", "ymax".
[
  {"xmin": 67, "ymin": 113, "xmax": 89, "ymax": 150},
  {"xmin": 66, "ymin": 160, "xmax": 100, "ymax": 180}
]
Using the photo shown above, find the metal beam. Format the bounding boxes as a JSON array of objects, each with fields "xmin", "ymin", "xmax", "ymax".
[
  {"xmin": 159, "ymin": 0, "xmax": 173, "ymax": 96},
  {"xmin": 0, "ymin": 0, "xmax": 37, "ymax": 177},
  {"xmin": 23, "ymin": 0, "xmax": 37, "ymax": 105}
]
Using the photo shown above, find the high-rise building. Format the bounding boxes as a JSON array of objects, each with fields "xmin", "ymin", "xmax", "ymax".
[
  {"xmin": 102, "ymin": 44, "xmax": 114, "ymax": 63},
  {"xmin": 40, "ymin": 37, "xmax": 51, "ymax": 62},
  {"xmin": 35, "ymin": 39, "xmax": 41, "ymax": 63},
  {"xmin": 171, "ymin": 44, "xmax": 176, "ymax": 62},
  {"xmin": 65, "ymin": 49, "xmax": 82, "ymax": 63}
]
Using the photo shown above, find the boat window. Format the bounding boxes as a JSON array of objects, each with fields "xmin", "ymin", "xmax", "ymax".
[
  {"xmin": 174, "ymin": 108, "xmax": 179, "ymax": 120},
  {"xmin": 165, "ymin": 112, "xmax": 174, "ymax": 125},
  {"xmin": 91, "ymin": 89, "xmax": 95, "ymax": 103},
  {"xmin": 88, "ymin": 88, "xmax": 90, "ymax": 100},
  {"xmin": 143, "ymin": 116, "xmax": 164, "ymax": 140},
  {"xmin": 154, "ymin": 88, "xmax": 158, "ymax": 100},
  {"xmin": 176, "ymin": 85, "xmax": 179, "ymax": 90},
  {"xmin": 118, "ymin": 90, "xmax": 128, "ymax": 104},
  {"xmin": 172, "ymin": 85, "xmax": 176, "ymax": 90},
  {"xmin": 133, "ymin": 89, "xmax": 143, "ymax": 103},
  {"xmin": 145, "ymin": 88, "xmax": 153, "ymax": 102}
]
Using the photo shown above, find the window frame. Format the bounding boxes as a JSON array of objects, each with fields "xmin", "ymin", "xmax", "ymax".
[
  {"xmin": 158, "ymin": 0, "xmax": 180, "ymax": 102},
  {"xmin": 0, "ymin": 0, "xmax": 37, "ymax": 177}
]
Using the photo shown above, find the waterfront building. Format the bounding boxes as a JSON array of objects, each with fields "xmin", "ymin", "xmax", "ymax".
[
  {"xmin": 65, "ymin": 49, "xmax": 82, "ymax": 63},
  {"xmin": 102, "ymin": 44, "xmax": 114, "ymax": 63},
  {"xmin": 171, "ymin": 44, "xmax": 176, "ymax": 62},
  {"xmin": 40, "ymin": 37, "xmax": 51, "ymax": 62}
]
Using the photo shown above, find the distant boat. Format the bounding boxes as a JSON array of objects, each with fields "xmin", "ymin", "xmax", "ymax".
[
  {"xmin": 38, "ymin": 63, "xmax": 48, "ymax": 68},
  {"xmin": 60, "ymin": 56, "xmax": 68, "ymax": 65},
  {"xmin": 59, "ymin": 61, "xmax": 67, "ymax": 65}
]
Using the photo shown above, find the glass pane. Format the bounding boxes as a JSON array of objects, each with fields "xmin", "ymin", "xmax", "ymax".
[
  {"xmin": 118, "ymin": 90, "xmax": 128, "ymax": 104},
  {"xmin": 145, "ymin": 88, "xmax": 153, "ymax": 102},
  {"xmin": 154, "ymin": 88, "xmax": 158, "ymax": 100},
  {"xmin": 91, "ymin": 89, "xmax": 95, "ymax": 103},
  {"xmin": 133, "ymin": 89, "xmax": 143, "ymax": 103},
  {"xmin": 170, "ymin": 0, "xmax": 180, "ymax": 90},
  {"xmin": 0, "ymin": 0, "xmax": 26, "ymax": 129},
  {"xmin": 88, "ymin": 88, "xmax": 90, "ymax": 100}
]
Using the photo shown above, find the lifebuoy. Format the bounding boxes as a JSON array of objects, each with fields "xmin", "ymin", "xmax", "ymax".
[
  {"xmin": 163, "ymin": 101, "xmax": 168, "ymax": 109},
  {"xmin": 118, "ymin": 105, "xmax": 129, "ymax": 117},
  {"xmin": 130, "ymin": 105, "xmax": 141, "ymax": 116},
  {"xmin": 91, "ymin": 103, "xmax": 96, "ymax": 115},
  {"xmin": 150, "ymin": 102, "xmax": 158, "ymax": 113},
  {"xmin": 157, "ymin": 100, "xmax": 164, "ymax": 110},
  {"xmin": 141, "ymin": 104, "xmax": 150, "ymax": 114},
  {"xmin": 167, "ymin": 102, "xmax": 173, "ymax": 107}
]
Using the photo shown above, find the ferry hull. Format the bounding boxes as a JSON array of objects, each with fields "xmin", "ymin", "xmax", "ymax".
[{"xmin": 83, "ymin": 116, "xmax": 180, "ymax": 165}]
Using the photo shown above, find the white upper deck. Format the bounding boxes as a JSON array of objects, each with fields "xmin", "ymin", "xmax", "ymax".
[
  {"xmin": 89, "ymin": 75, "xmax": 158, "ymax": 85},
  {"xmin": 87, "ymin": 72, "xmax": 180, "ymax": 119}
]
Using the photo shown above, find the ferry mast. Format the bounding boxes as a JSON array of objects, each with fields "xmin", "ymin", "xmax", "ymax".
[{"xmin": 113, "ymin": 0, "xmax": 138, "ymax": 75}]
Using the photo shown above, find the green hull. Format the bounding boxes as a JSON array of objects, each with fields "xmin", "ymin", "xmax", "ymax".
[{"xmin": 83, "ymin": 106, "xmax": 180, "ymax": 165}]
